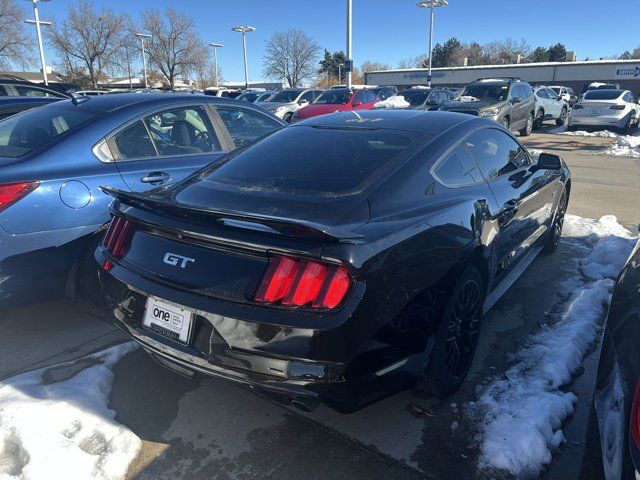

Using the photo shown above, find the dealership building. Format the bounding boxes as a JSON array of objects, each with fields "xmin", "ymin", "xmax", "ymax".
[{"xmin": 365, "ymin": 59, "xmax": 640, "ymax": 94}]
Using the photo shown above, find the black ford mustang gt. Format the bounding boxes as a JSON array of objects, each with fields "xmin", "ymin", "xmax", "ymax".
[{"xmin": 96, "ymin": 110, "xmax": 571, "ymax": 413}]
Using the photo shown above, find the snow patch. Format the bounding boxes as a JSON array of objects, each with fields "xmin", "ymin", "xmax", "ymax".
[
  {"xmin": 549, "ymin": 126, "xmax": 640, "ymax": 158},
  {"xmin": 470, "ymin": 215, "xmax": 636, "ymax": 477},
  {"xmin": 0, "ymin": 343, "xmax": 140, "ymax": 480},
  {"xmin": 373, "ymin": 95, "xmax": 410, "ymax": 109}
]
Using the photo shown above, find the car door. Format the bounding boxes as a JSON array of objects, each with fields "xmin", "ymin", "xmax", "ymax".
[
  {"xmin": 509, "ymin": 85, "xmax": 526, "ymax": 128},
  {"xmin": 354, "ymin": 90, "xmax": 378, "ymax": 110},
  {"xmin": 546, "ymin": 88, "xmax": 562, "ymax": 117},
  {"xmin": 107, "ymin": 104, "xmax": 228, "ymax": 192},
  {"xmin": 464, "ymin": 128, "xmax": 557, "ymax": 281}
]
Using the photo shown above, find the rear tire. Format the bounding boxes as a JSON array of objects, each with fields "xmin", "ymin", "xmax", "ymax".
[
  {"xmin": 556, "ymin": 107, "xmax": 568, "ymax": 126},
  {"xmin": 519, "ymin": 113, "xmax": 534, "ymax": 136},
  {"xmin": 422, "ymin": 266, "xmax": 484, "ymax": 397}
]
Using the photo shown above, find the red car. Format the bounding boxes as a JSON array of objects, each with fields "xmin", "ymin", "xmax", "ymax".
[{"xmin": 293, "ymin": 88, "xmax": 379, "ymax": 121}]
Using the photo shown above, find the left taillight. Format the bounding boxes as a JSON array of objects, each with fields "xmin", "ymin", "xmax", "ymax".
[
  {"xmin": 0, "ymin": 181, "xmax": 39, "ymax": 213},
  {"xmin": 609, "ymin": 105, "xmax": 626, "ymax": 110},
  {"xmin": 255, "ymin": 255, "xmax": 352, "ymax": 310},
  {"xmin": 102, "ymin": 215, "xmax": 135, "ymax": 260}
]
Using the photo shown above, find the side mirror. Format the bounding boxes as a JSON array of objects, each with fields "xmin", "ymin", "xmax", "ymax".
[
  {"xmin": 352, "ymin": 100, "xmax": 363, "ymax": 107},
  {"xmin": 298, "ymin": 99, "xmax": 309, "ymax": 106},
  {"xmin": 512, "ymin": 97, "xmax": 522, "ymax": 104},
  {"xmin": 536, "ymin": 152, "xmax": 562, "ymax": 170}
]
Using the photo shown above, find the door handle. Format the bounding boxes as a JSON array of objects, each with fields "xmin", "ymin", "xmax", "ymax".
[
  {"xmin": 502, "ymin": 199, "xmax": 518, "ymax": 212},
  {"xmin": 141, "ymin": 172, "xmax": 171, "ymax": 184}
]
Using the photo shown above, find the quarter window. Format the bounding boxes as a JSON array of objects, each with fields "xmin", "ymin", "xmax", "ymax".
[
  {"xmin": 434, "ymin": 144, "xmax": 483, "ymax": 186},
  {"xmin": 216, "ymin": 106, "xmax": 282, "ymax": 148},
  {"xmin": 143, "ymin": 106, "xmax": 221, "ymax": 156},
  {"xmin": 465, "ymin": 129, "xmax": 530, "ymax": 180},
  {"xmin": 111, "ymin": 121, "xmax": 156, "ymax": 159},
  {"xmin": 0, "ymin": 86, "xmax": 8, "ymax": 96}
]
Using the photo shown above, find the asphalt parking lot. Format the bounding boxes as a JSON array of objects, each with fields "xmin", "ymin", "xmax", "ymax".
[{"xmin": 1, "ymin": 128, "xmax": 638, "ymax": 480}]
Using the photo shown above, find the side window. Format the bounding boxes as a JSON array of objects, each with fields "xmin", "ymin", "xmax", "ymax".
[
  {"xmin": 299, "ymin": 91, "xmax": 314, "ymax": 104},
  {"xmin": 434, "ymin": 143, "xmax": 483, "ymax": 186},
  {"xmin": 216, "ymin": 106, "xmax": 282, "ymax": 148},
  {"xmin": 312, "ymin": 90, "xmax": 323, "ymax": 101},
  {"xmin": 14, "ymin": 86, "xmax": 64, "ymax": 98},
  {"xmin": 143, "ymin": 106, "xmax": 221, "ymax": 156},
  {"xmin": 363, "ymin": 90, "xmax": 377, "ymax": 103},
  {"xmin": 536, "ymin": 89, "xmax": 548, "ymax": 99},
  {"xmin": 522, "ymin": 84, "xmax": 533, "ymax": 98},
  {"xmin": 623, "ymin": 92, "xmax": 633, "ymax": 103},
  {"xmin": 465, "ymin": 129, "xmax": 530, "ymax": 180},
  {"xmin": 0, "ymin": 85, "xmax": 8, "ymax": 96},
  {"xmin": 111, "ymin": 121, "xmax": 156, "ymax": 160}
]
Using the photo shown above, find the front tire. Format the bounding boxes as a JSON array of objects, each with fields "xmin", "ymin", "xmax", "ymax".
[
  {"xmin": 284, "ymin": 112, "xmax": 294, "ymax": 123},
  {"xmin": 534, "ymin": 109, "xmax": 545, "ymax": 129},
  {"xmin": 422, "ymin": 266, "xmax": 484, "ymax": 396},
  {"xmin": 556, "ymin": 107, "xmax": 568, "ymax": 126},
  {"xmin": 544, "ymin": 189, "xmax": 567, "ymax": 253},
  {"xmin": 519, "ymin": 113, "xmax": 534, "ymax": 136},
  {"xmin": 500, "ymin": 117, "xmax": 510, "ymax": 130}
]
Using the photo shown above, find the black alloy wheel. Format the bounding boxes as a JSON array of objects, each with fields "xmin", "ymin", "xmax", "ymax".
[{"xmin": 544, "ymin": 189, "xmax": 567, "ymax": 253}]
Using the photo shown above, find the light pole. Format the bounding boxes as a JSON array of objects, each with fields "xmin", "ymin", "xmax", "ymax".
[
  {"xmin": 284, "ymin": 55, "xmax": 290, "ymax": 87},
  {"xmin": 417, "ymin": 0, "xmax": 448, "ymax": 88},
  {"xmin": 209, "ymin": 43, "xmax": 223, "ymax": 88},
  {"xmin": 338, "ymin": 63, "xmax": 344, "ymax": 85},
  {"xmin": 25, "ymin": 0, "xmax": 51, "ymax": 85},
  {"xmin": 231, "ymin": 26, "xmax": 255, "ymax": 90},
  {"xmin": 135, "ymin": 32, "xmax": 152, "ymax": 88},
  {"xmin": 345, "ymin": 0, "xmax": 352, "ymax": 88}
]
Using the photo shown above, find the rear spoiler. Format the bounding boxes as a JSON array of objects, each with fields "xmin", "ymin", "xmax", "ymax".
[{"xmin": 100, "ymin": 187, "xmax": 364, "ymax": 242}]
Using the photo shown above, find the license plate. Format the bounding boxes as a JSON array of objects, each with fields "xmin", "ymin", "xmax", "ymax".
[
  {"xmin": 142, "ymin": 297, "xmax": 193, "ymax": 343},
  {"xmin": 590, "ymin": 109, "xmax": 601, "ymax": 115}
]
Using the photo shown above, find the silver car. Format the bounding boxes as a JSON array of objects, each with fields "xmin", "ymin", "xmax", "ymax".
[
  {"xmin": 568, "ymin": 89, "xmax": 639, "ymax": 133},
  {"xmin": 259, "ymin": 88, "xmax": 324, "ymax": 123}
]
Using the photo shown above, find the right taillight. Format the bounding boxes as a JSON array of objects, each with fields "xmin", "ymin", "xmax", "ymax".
[
  {"xmin": 102, "ymin": 215, "xmax": 135, "ymax": 260},
  {"xmin": 631, "ymin": 377, "xmax": 640, "ymax": 449},
  {"xmin": 0, "ymin": 181, "xmax": 39, "ymax": 213},
  {"xmin": 255, "ymin": 255, "xmax": 352, "ymax": 310}
]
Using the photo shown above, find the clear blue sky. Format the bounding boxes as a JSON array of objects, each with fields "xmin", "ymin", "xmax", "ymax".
[{"xmin": 33, "ymin": 0, "xmax": 640, "ymax": 82}]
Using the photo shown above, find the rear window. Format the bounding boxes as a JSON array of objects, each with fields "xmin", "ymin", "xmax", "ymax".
[
  {"xmin": 196, "ymin": 126, "xmax": 424, "ymax": 196},
  {"xmin": 0, "ymin": 105, "xmax": 97, "ymax": 158},
  {"xmin": 583, "ymin": 90, "xmax": 624, "ymax": 100},
  {"xmin": 397, "ymin": 90, "xmax": 430, "ymax": 106},
  {"xmin": 315, "ymin": 89, "xmax": 352, "ymax": 105}
]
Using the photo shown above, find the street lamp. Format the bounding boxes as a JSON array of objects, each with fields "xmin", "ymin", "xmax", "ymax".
[
  {"xmin": 417, "ymin": 0, "xmax": 448, "ymax": 88},
  {"xmin": 25, "ymin": 0, "xmax": 52, "ymax": 86},
  {"xmin": 209, "ymin": 43, "xmax": 223, "ymax": 88},
  {"xmin": 338, "ymin": 63, "xmax": 344, "ymax": 85},
  {"xmin": 284, "ymin": 55, "xmax": 290, "ymax": 87},
  {"xmin": 231, "ymin": 26, "xmax": 255, "ymax": 90},
  {"xmin": 135, "ymin": 32, "xmax": 152, "ymax": 88},
  {"xmin": 345, "ymin": 0, "xmax": 352, "ymax": 88}
]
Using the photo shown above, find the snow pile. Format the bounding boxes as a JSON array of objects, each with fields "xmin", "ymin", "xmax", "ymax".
[
  {"xmin": 0, "ymin": 343, "xmax": 140, "ymax": 480},
  {"xmin": 373, "ymin": 95, "xmax": 410, "ymax": 109},
  {"xmin": 549, "ymin": 126, "xmax": 619, "ymax": 137},
  {"xmin": 471, "ymin": 215, "xmax": 636, "ymax": 477},
  {"xmin": 606, "ymin": 133, "xmax": 640, "ymax": 158}
]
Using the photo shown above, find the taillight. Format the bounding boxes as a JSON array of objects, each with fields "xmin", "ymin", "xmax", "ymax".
[
  {"xmin": 631, "ymin": 377, "xmax": 640, "ymax": 449},
  {"xmin": 102, "ymin": 215, "xmax": 135, "ymax": 260},
  {"xmin": 609, "ymin": 105, "xmax": 626, "ymax": 110},
  {"xmin": 0, "ymin": 181, "xmax": 39, "ymax": 213},
  {"xmin": 255, "ymin": 256, "xmax": 352, "ymax": 310}
]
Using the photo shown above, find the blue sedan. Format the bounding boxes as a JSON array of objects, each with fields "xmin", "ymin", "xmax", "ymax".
[{"xmin": 0, "ymin": 93, "xmax": 286, "ymax": 308}]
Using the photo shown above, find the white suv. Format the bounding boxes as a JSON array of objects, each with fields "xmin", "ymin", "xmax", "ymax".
[{"xmin": 533, "ymin": 86, "xmax": 569, "ymax": 129}]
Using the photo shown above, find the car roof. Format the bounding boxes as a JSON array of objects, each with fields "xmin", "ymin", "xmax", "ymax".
[
  {"xmin": 37, "ymin": 92, "xmax": 248, "ymax": 113},
  {"xmin": 291, "ymin": 109, "xmax": 482, "ymax": 136},
  {"xmin": 0, "ymin": 96, "xmax": 60, "ymax": 106}
]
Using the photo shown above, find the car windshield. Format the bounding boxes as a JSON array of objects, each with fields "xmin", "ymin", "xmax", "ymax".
[
  {"xmin": 550, "ymin": 87, "xmax": 561, "ymax": 95},
  {"xmin": 269, "ymin": 90, "xmax": 302, "ymax": 103},
  {"xmin": 238, "ymin": 92, "xmax": 260, "ymax": 102},
  {"xmin": 397, "ymin": 90, "xmax": 430, "ymax": 106},
  {"xmin": 583, "ymin": 90, "xmax": 624, "ymax": 100},
  {"xmin": 456, "ymin": 83, "xmax": 509, "ymax": 102},
  {"xmin": 314, "ymin": 89, "xmax": 352, "ymax": 105},
  {"xmin": 194, "ymin": 126, "xmax": 423, "ymax": 196},
  {"xmin": 0, "ymin": 105, "xmax": 98, "ymax": 159}
]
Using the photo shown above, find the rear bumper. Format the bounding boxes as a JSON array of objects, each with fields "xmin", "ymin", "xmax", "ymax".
[
  {"xmin": 98, "ymin": 258, "xmax": 426, "ymax": 413},
  {"xmin": 568, "ymin": 113, "xmax": 629, "ymax": 129}
]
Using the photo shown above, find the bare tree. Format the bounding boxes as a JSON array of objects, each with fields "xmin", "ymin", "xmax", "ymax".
[
  {"xmin": 360, "ymin": 60, "xmax": 390, "ymax": 73},
  {"xmin": 140, "ymin": 8, "xmax": 208, "ymax": 90},
  {"xmin": 0, "ymin": 0, "xmax": 33, "ymax": 69},
  {"xmin": 397, "ymin": 55, "xmax": 428, "ymax": 69},
  {"xmin": 263, "ymin": 29, "xmax": 320, "ymax": 87},
  {"xmin": 47, "ymin": 1, "xmax": 128, "ymax": 87}
]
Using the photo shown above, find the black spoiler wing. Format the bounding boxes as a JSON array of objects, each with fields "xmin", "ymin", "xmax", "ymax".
[{"xmin": 100, "ymin": 186, "xmax": 364, "ymax": 242}]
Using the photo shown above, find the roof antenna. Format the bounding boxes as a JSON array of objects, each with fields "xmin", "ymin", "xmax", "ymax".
[{"xmin": 69, "ymin": 92, "xmax": 90, "ymax": 106}]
